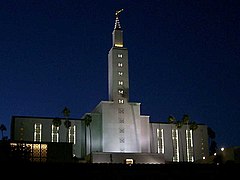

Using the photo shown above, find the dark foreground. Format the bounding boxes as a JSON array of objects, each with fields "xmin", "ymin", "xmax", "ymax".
[{"xmin": 2, "ymin": 161, "xmax": 239, "ymax": 179}]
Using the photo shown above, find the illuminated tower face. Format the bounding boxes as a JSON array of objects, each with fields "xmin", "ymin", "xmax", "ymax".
[{"xmin": 108, "ymin": 12, "xmax": 129, "ymax": 103}]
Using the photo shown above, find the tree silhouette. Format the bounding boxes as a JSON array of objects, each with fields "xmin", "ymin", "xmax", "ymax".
[
  {"xmin": 167, "ymin": 115, "xmax": 179, "ymax": 161},
  {"xmin": 0, "ymin": 124, "xmax": 7, "ymax": 140},
  {"xmin": 52, "ymin": 118, "xmax": 62, "ymax": 127},
  {"xmin": 181, "ymin": 114, "xmax": 190, "ymax": 124},
  {"xmin": 189, "ymin": 121, "xmax": 198, "ymax": 131},
  {"xmin": 208, "ymin": 127, "xmax": 217, "ymax": 155},
  {"xmin": 84, "ymin": 114, "xmax": 92, "ymax": 158},
  {"xmin": 62, "ymin": 107, "xmax": 71, "ymax": 142}
]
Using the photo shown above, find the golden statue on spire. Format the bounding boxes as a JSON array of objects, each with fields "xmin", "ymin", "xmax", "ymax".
[{"xmin": 115, "ymin": 9, "xmax": 124, "ymax": 16}]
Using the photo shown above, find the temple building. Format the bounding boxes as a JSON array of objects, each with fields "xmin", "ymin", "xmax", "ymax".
[{"xmin": 10, "ymin": 10, "xmax": 209, "ymax": 164}]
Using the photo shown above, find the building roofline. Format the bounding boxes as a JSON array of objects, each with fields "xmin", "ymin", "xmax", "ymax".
[{"xmin": 11, "ymin": 115, "xmax": 83, "ymax": 121}]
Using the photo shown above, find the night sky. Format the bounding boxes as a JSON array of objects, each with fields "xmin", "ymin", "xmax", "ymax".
[{"xmin": 0, "ymin": 1, "xmax": 239, "ymax": 149}]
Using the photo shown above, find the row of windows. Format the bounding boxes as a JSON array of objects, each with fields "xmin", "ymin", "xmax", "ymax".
[
  {"xmin": 33, "ymin": 123, "xmax": 76, "ymax": 144},
  {"xmin": 157, "ymin": 128, "xmax": 194, "ymax": 162},
  {"xmin": 117, "ymin": 78, "xmax": 125, "ymax": 150},
  {"xmin": 10, "ymin": 142, "xmax": 47, "ymax": 163},
  {"xmin": 118, "ymin": 80, "xmax": 124, "ymax": 104},
  {"xmin": 117, "ymin": 54, "xmax": 124, "ymax": 104}
]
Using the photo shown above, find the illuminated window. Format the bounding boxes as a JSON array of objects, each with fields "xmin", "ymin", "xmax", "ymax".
[
  {"xmin": 115, "ymin": 43, "xmax": 123, "ymax": 47},
  {"xmin": 118, "ymin": 89, "xmax": 124, "ymax": 95},
  {"xmin": 69, "ymin": 125, "xmax": 76, "ymax": 144},
  {"xmin": 34, "ymin": 123, "xmax": 42, "ymax": 142},
  {"xmin": 118, "ymin": 63, "xmax": 123, "ymax": 67},
  {"xmin": 40, "ymin": 144, "xmax": 47, "ymax": 162},
  {"xmin": 118, "ymin": 71, "xmax": 123, "ymax": 76},
  {"xmin": 32, "ymin": 143, "xmax": 47, "ymax": 162},
  {"xmin": 186, "ymin": 129, "xmax": 194, "ymax": 162},
  {"xmin": 125, "ymin": 159, "xmax": 134, "ymax": 165},
  {"xmin": 118, "ymin": 99, "xmax": 124, "ymax": 104},
  {"xmin": 52, "ymin": 125, "xmax": 59, "ymax": 142},
  {"xmin": 118, "ymin": 54, "xmax": 123, "ymax": 58},
  {"xmin": 157, "ymin": 128, "xmax": 164, "ymax": 154},
  {"xmin": 32, "ymin": 144, "xmax": 40, "ymax": 162},
  {"xmin": 10, "ymin": 142, "xmax": 47, "ymax": 162},
  {"xmin": 172, "ymin": 129, "xmax": 179, "ymax": 162},
  {"xmin": 118, "ymin": 81, "xmax": 123, "ymax": 85}
]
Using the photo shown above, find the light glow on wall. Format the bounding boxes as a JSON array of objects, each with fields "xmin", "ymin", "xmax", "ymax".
[{"xmin": 115, "ymin": 43, "xmax": 123, "ymax": 47}]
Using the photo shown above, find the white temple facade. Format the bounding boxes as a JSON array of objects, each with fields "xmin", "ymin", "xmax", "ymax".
[{"xmin": 10, "ymin": 11, "xmax": 209, "ymax": 164}]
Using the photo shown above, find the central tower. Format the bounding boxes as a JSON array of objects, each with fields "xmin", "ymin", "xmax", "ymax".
[
  {"xmin": 108, "ymin": 9, "xmax": 129, "ymax": 103},
  {"xmin": 90, "ymin": 10, "xmax": 151, "ymax": 154}
]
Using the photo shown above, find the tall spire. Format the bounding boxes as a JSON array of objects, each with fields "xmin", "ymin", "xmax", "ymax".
[
  {"xmin": 112, "ymin": 9, "xmax": 124, "ymax": 48},
  {"xmin": 114, "ymin": 9, "xmax": 123, "ymax": 30},
  {"xmin": 109, "ymin": 8, "xmax": 129, "ymax": 102}
]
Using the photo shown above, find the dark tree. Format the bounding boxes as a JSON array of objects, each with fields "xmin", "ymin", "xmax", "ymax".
[
  {"xmin": 84, "ymin": 114, "xmax": 92, "ymax": 158},
  {"xmin": 0, "ymin": 124, "xmax": 7, "ymax": 140},
  {"xmin": 52, "ymin": 118, "xmax": 62, "ymax": 127},
  {"xmin": 207, "ymin": 127, "xmax": 217, "ymax": 155},
  {"xmin": 62, "ymin": 107, "xmax": 71, "ymax": 142}
]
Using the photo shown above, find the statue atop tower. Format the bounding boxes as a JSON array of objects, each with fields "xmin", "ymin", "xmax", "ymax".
[
  {"xmin": 114, "ymin": 9, "xmax": 124, "ymax": 30},
  {"xmin": 115, "ymin": 9, "xmax": 123, "ymax": 16}
]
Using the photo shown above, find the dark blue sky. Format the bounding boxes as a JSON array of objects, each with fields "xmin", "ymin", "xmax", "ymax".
[{"xmin": 0, "ymin": 1, "xmax": 239, "ymax": 148}]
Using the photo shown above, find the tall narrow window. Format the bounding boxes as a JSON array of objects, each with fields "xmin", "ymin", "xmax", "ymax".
[
  {"xmin": 34, "ymin": 123, "xmax": 42, "ymax": 142},
  {"xmin": 172, "ymin": 128, "xmax": 179, "ymax": 162},
  {"xmin": 186, "ymin": 129, "xmax": 194, "ymax": 162},
  {"xmin": 157, "ymin": 128, "xmax": 164, "ymax": 154},
  {"xmin": 68, "ymin": 125, "xmax": 76, "ymax": 144},
  {"xmin": 52, "ymin": 125, "xmax": 59, "ymax": 142}
]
